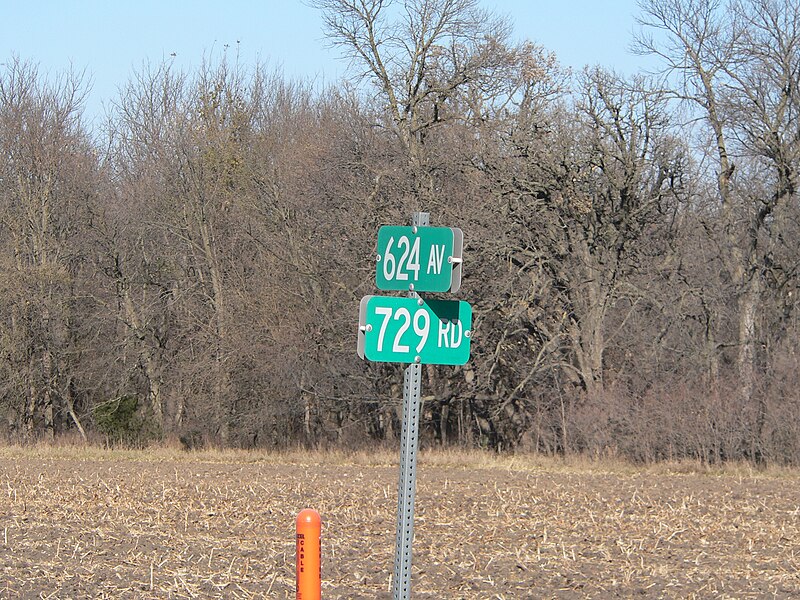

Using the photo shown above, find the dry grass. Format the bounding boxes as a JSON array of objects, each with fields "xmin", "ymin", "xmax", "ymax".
[
  {"xmin": 1, "ymin": 444, "xmax": 799, "ymax": 598},
  {"xmin": 3, "ymin": 440, "xmax": 797, "ymax": 476}
]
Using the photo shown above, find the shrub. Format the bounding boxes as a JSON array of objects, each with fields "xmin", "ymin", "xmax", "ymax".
[{"xmin": 92, "ymin": 395, "xmax": 160, "ymax": 447}]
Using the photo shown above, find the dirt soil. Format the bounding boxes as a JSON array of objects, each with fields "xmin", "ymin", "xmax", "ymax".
[{"xmin": 1, "ymin": 448, "xmax": 799, "ymax": 599}]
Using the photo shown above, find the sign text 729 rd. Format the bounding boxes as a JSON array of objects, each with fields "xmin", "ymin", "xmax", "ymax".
[{"xmin": 357, "ymin": 295, "xmax": 472, "ymax": 365}]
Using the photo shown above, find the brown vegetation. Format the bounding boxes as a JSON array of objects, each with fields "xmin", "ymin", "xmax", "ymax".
[
  {"xmin": 1, "ymin": 446, "xmax": 799, "ymax": 598},
  {"xmin": 1, "ymin": 0, "xmax": 799, "ymax": 463}
]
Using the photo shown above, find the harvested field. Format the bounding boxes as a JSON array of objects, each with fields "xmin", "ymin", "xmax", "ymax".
[{"xmin": 1, "ymin": 446, "xmax": 799, "ymax": 599}]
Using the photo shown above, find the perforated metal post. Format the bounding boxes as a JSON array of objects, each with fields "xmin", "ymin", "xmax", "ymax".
[
  {"xmin": 392, "ymin": 211, "xmax": 429, "ymax": 600},
  {"xmin": 392, "ymin": 362, "xmax": 422, "ymax": 600}
]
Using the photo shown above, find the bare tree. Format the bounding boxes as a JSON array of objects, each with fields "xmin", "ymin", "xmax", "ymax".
[
  {"xmin": 313, "ymin": 0, "xmax": 522, "ymax": 203},
  {"xmin": 491, "ymin": 68, "xmax": 684, "ymax": 390},
  {"xmin": 0, "ymin": 58, "xmax": 95, "ymax": 440},
  {"xmin": 636, "ymin": 0, "xmax": 800, "ymax": 461}
]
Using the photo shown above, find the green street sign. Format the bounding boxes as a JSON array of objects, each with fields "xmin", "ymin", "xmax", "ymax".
[
  {"xmin": 375, "ymin": 226, "xmax": 463, "ymax": 293},
  {"xmin": 357, "ymin": 295, "xmax": 472, "ymax": 365}
]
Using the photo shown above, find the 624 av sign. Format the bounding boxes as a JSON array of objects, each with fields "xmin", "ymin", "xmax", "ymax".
[
  {"xmin": 376, "ymin": 226, "xmax": 463, "ymax": 293},
  {"xmin": 358, "ymin": 296, "xmax": 472, "ymax": 365}
]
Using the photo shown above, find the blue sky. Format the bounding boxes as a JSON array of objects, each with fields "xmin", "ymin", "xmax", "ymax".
[{"xmin": 1, "ymin": 1, "xmax": 652, "ymax": 125}]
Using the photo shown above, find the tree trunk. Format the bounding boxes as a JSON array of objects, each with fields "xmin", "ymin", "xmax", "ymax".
[
  {"xmin": 200, "ymin": 217, "xmax": 230, "ymax": 444},
  {"xmin": 42, "ymin": 348, "xmax": 54, "ymax": 440},
  {"xmin": 738, "ymin": 276, "xmax": 759, "ymax": 405},
  {"xmin": 65, "ymin": 377, "xmax": 87, "ymax": 442},
  {"xmin": 738, "ymin": 274, "xmax": 764, "ymax": 462},
  {"xmin": 121, "ymin": 285, "xmax": 164, "ymax": 428},
  {"xmin": 26, "ymin": 355, "xmax": 36, "ymax": 439}
]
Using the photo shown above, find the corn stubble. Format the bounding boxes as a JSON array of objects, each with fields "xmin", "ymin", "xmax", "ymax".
[{"xmin": 1, "ymin": 447, "xmax": 799, "ymax": 598}]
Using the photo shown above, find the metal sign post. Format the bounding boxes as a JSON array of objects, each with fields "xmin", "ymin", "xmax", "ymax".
[
  {"xmin": 357, "ymin": 211, "xmax": 470, "ymax": 600},
  {"xmin": 392, "ymin": 211, "xmax": 427, "ymax": 600},
  {"xmin": 393, "ymin": 360, "xmax": 422, "ymax": 600}
]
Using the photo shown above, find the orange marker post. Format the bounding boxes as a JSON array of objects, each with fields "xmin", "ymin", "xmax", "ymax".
[{"xmin": 296, "ymin": 509, "xmax": 321, "ymax": 600}]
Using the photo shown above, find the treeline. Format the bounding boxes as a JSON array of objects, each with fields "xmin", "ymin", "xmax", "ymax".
[{"xmin": 1, "ymin": 0, "xmax": 799, "ymax": 463}]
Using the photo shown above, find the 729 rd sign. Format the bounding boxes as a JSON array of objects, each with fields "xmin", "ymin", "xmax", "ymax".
[
  {"xmin": 357, "ymin": 296, "xmax": 472, "ymax": 365},
  {"xmin": 376, "ymin": 226, "xmax": 463, "ymax": 293}
]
